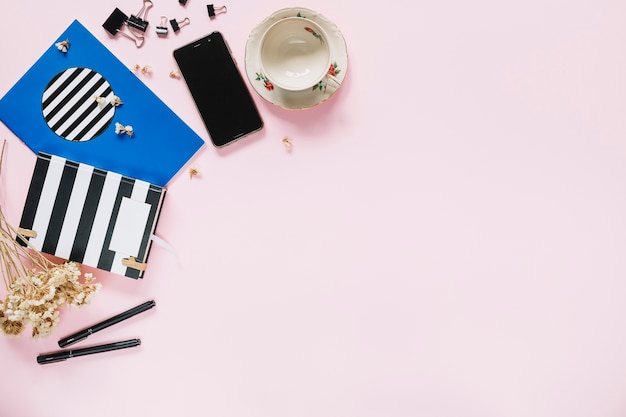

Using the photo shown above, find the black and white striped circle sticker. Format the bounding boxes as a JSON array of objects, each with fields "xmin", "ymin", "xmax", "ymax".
[{"xmin": 42, "ymin": 67, "xmax": 116, "ymax": 142}]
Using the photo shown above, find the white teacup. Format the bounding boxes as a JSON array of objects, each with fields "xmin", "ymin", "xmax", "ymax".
[{"xmin": 259, "ymin": 17, "xmax": 341, "ymax": 93}]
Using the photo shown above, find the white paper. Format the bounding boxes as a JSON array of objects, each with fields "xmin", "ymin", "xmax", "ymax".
[{"xmin": 109, "ymin": 197, "xmax": 151, "ymax": 256}]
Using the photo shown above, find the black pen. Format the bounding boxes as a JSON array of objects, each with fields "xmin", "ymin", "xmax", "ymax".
[
  {"xmin": 37, "ymin": 339, "xmax": 141, "ymax": 365},
  {"xmin": 58, "ymin": 300, "xmax": 156, "ymax": 348}
]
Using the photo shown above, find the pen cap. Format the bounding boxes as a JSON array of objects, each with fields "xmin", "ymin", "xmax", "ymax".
[
  {"xmin": 37, "ymin": 355, "xmax": 68, "ymax": 365},
  {"xmin": 58, "ymin": 333, "xmax": 88, "ymax": 348}
]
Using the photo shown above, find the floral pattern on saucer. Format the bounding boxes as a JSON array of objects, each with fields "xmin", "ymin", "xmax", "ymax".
[
  {"xmin": 255, "ymin": 72, "xmax": 274, "ymax": 91},
  {"xmin": 312, "ymin": 62, "xmax": 341, "ymax": 92},
  {"xmin": 245, "ymin": 7, "xmax": 348, "ymax": 110}
]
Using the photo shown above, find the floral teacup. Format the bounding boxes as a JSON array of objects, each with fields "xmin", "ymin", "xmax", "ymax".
[{"xmin": 259, "ymin": 17, "xmax": 341, "ymax": 93}]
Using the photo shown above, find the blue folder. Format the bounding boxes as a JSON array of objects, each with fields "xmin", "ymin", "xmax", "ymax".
[{"xmin": 0, "ymin": 20, "xmax": 204, "ymax": 187}]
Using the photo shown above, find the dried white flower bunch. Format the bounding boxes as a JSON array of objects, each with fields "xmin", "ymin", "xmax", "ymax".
[
  {"xmin": 0, "ymin": 141, "xmax": 101, "ymax": 339},
  {"xmin": 0, "ymin": 257, "xmax": 101, "ymax": 339}
]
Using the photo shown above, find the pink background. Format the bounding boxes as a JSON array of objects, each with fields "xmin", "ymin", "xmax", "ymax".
[{"xmin": 1, "ymin": 1, "xmax": 626, "ymax": 416}]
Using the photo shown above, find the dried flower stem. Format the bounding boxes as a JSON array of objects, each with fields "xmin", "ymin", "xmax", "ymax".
[
  {"xmin": 0, "ymin": 139, "xmax": 101, "ymax": 339},
  {"xmin": 0, "ymin": 140, "xmax": 52, "ymax": 288},
  {"xmin": 0, "ymin": 207, "xmax": 51, "ymax": 279}
]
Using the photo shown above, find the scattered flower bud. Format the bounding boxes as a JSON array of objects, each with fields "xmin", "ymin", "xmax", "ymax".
[
  {"xmin": 115, "ymin": 122, "xmax": 134, "ymax": 138},
  {"xmin": 282, "ymin": 137, "xmax": 292, "ymax": 151},
  {"xmin": 95, "ymin": 96, "xmax": 107, "ymax": 106},
  {"xmin": 141, "ymin": 65, "xmax": 151, "ymax": 74},
  {"xmin": 189, "ymin": 167, "xmax": 200, "ymax": 179},
  {"xmin": 110, "ymin": 95, "xmax": 123, "ymax": 107},
  {"xmin": 133, "ymin": 64, "xmax": 151, "ymax": 74},
  {"xmin": 55, "ymin": 39, "xmax": 69, "ymax": 53}
]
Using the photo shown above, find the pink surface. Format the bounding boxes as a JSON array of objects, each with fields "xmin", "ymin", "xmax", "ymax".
[{"xmin": 1, "ymin": 1, "xmax": 626, "ymax": 416}]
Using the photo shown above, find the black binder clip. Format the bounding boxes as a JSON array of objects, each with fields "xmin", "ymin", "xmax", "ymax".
[
  {"xmin": 156, "ymin": 16, "xmax": 169, "ymax": 35},
  {"xmin": 179, "ymin": 0, "xmax": 188, "ymax": 5},
  {"xmin": 170, "ymin": 17, "xmax": 190, "ymax": 33},
  {"xmin": 127, "ymin": 0, "xmax": 153, "ymax": 33},
  {"xmin": 207, "ymin": 4, "xmax": 227, "ymax": 18},
  {"xmin": 103, "ymin": 8, "xmax": 145, "ymax": 48}
]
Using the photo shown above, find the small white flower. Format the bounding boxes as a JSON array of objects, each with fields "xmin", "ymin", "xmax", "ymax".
[
  {"xmin": 134, "ymin": 64, "xmax": 151, "ymax": 74},
  {"xmin": 115, "ymin": 122, "xmax": 134, "ymax": 137},
  {"xmin": 30, "ymin": 298, "xmax": 45, "ymax": 306},
  {"xmin": 95, "ymin": 96, "xmax": 107, "ymax": 107},
  {"xmin": 84, "ymin": 289, "xmax": 100, "ymax": 304},
  {"xmin": 189, "ymin": 167, "xmax": 200, "ymax": 179},
  {"xmin": 55, "ymin": 39, "xmax": 69, "ymax": 53},
  {"xmin": 282, "ymin": 137, "xmax": 292, "ymax": 151},
  {"xmin": 8, "ymin": 311, "xmax": 22, "ymax": 321},
  {"xmin": 45, "ymin": 285, "xmax": 56, "ymax": 301},
  {"xmin": 110, "ymin": 95, "xmax": 123, "ymax": 107}
]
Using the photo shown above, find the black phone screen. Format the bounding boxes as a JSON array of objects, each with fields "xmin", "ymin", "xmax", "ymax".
[{"xmin": 173, "ymin": 32, "xmax": 263, "ymax": 147}]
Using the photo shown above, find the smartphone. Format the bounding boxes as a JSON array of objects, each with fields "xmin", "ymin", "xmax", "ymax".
[{"xmin": 173, "ymin": 32, "xmax": 263, "ymax": 147}]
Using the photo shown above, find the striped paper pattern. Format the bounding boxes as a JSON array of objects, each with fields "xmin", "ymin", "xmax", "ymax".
[
  {"xmin": 42, "ymin": 67, "xmax": 116, "ymax": 142},
  {"xmin": 19, "ymin": 153, "xmax": 166, "ymax": 279}
]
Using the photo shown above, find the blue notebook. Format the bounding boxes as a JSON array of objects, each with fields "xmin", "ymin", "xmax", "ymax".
[{"xmin": 0, "ymin": 20, "xmax": 204, "ymax": 187}]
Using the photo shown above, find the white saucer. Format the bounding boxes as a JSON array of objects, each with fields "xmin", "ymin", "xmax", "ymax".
[{"xmin": 245, "ymin": 7, "xmax": 348, "ymax": 110}]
